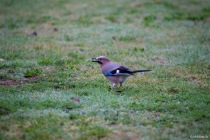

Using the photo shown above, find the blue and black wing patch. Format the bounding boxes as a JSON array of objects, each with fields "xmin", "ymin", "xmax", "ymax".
[
  {"xmin": 105, "ymin": 66, "xmax": 152, "ymax": 76},
  {"xmin": 105, "ymin": 66, "xmax": 133, "ymax": 76}
]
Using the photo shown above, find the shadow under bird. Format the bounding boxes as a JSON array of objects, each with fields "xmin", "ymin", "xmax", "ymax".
[{"xmin": 92, "ymin": 56, "xmax": 151, "ymax": 88}]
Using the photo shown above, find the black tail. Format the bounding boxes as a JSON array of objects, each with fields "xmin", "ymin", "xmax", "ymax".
[{"xmin": 131, "ymin": 70, "xmax": 152, "ymax": 73}]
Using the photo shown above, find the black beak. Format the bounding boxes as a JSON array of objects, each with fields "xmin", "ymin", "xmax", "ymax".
[
  {"xmin": 92, "ymin": 58, "xmax": 98, "ymax": 62},
  {"xmin": 92, "ymin": 58, "xmax": 102, "ymax": 64}
]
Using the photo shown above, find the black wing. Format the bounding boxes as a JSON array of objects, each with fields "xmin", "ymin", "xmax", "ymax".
[{"xmin": 110, "ymin": 66, "xmax": 133, "ymax": 75}]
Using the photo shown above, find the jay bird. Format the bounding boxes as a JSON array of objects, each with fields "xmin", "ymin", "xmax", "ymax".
[{"xmin": 92, "ymin": 56, "xmax": 151, "ymax": 88}]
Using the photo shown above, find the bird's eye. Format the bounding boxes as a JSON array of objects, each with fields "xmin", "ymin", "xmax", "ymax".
[{"xmin": 98, "ymin": 58, "xmax": 102, "ymax": 61}]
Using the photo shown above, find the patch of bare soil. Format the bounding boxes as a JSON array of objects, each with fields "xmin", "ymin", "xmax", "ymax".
[
  {"xmin": 0, "ymin": 80, "xmax": 20, "ymax": 87},
  {"xmin": 173, "ymin": 69, "xmax": 209, "ymax": 89},
  {"xmin": 0, "ymin": 76, "xmax": 39, "ymax": 87}
]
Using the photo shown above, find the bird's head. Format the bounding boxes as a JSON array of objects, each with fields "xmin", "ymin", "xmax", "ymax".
[{"xmin": 92, "ymin": 56, "xmax": 110, "ymax": 67}]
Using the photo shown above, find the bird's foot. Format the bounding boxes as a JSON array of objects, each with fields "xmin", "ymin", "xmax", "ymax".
[
  {"xmin": 114, "ymin": 89, "xmax": 122, "ymax": 92},
  {"xmin": 113, "ymin": 86, "xmax": 122, "ymax": 92},
  {"xmin": 108, "ymin": 86, "xmax": 122, "ymax": 92}
]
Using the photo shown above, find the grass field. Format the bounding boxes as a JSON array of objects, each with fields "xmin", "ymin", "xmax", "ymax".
[{"xmin": 0, "ymin": 0, "xmax": 210, "ymax": 139}]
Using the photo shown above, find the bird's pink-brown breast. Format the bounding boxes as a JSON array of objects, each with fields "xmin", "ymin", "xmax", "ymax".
[{"xmin": 101, "ymin": 62, "xmax": 120, "ymax": 76}]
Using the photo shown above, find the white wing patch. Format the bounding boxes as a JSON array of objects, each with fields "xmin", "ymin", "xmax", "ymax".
[{"xmin": 116, "ymin": 70, "xmax": 119, "ymax": 74}]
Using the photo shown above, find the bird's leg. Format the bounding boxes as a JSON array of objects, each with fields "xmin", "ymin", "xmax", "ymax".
[
  {"xmin": 110, "ymin": 83, "xmax": 122, "ymax": 92},
  {"xmin": 111, "ymin": 83, "xmax": 116, "ymax": 88},
  {"xmin": 114, "ymin": 83, "xmax": 122, "ymax": 92}
]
